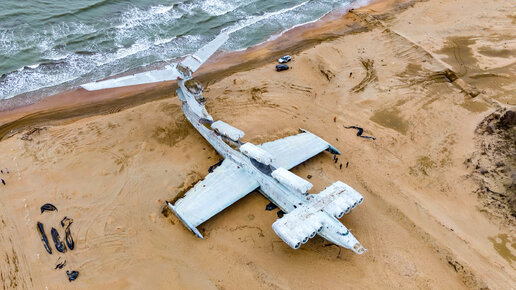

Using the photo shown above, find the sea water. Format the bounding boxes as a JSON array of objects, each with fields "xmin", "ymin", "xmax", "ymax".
[{"xmin": 0, "ymin": 0, "xmax": 366, "ymax": 102}]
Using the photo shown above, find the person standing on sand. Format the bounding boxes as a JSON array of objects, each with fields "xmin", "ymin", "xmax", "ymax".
[{"xmin": 1, "ymin": 178, "xmax": 5, "ymax": 185}]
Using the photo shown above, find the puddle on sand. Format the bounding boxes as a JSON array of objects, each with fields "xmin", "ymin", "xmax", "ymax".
[
  {"xmin": 436, "ymin": 36, "xmax": 478, "ymax": 75},
  {"xmin": 436, "ymin": 35, "xmax": 516, "ymax": 93},
  {"xmin": 488, "ymin": 234, "xmax": 516, "ymax": 264},
  {"xmin": 152, "ymin": 116, "xmax": 192, "ymax": 147},
  {"xmin": 370, "ymin": 108, "xmax": 409, "ymax": 134},
  {"xmin": 478, "ymin": 46, "xmax": 516, "ymax": 58},
  {"xmin": 461, "ymin": 100, "xmax": 489, "ymax": 112}
]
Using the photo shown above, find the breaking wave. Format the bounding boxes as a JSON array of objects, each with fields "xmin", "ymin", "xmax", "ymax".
[{"xmin": 0, "ymin": 0, "xmax": 365, "ymax": 102}]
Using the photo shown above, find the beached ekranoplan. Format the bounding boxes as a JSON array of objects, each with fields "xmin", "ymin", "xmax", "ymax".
[{"xmin": 0, "ymin": 0, "xmax": 514, "ymax": 288}]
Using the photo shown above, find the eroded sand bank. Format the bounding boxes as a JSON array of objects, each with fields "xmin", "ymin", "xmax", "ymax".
[{"xmin": 0, "ymin": 0, "xmax": 515, "ymax": 288}]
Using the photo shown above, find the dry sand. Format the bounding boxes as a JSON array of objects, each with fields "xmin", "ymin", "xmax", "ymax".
[{"xmin": 0, "ymin": 0, "xmax": 515, "ymax": 288}]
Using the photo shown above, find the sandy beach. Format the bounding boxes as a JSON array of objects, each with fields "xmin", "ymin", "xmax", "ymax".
[{"xmin": 0, "ymin": 0, "xmax": 515, "ymax": 288}]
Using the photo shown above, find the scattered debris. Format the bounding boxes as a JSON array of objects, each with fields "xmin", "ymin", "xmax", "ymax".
[
  {"xmin": 60, "ymin": 216, "xmax": 72, "ymax": 228},
  {"xmin": 333, "ymin": 116, "xmax": 337, "ymax": 123},
  {"xmin": 307, "ymin": 175, "xmax": 312, "ymax": 179},
  {"xmin": 20, "ymin": 127, "xmax": 46, "ymax": 141},
  {"xmin": 66, "ymin": 270, "xmax": 79, "ymax": 282},
  {"xmin": 266, "ymin": 202, "xmax": 278, "ymax": 211},
  {"xmin": 51, "ymin": 228, "xmax": 67, "ymax": 253},
  {"xmin": 41, "ymin": 203, "xmax": 58, "ymax": 213},
  {"xmin": 277, "ymin": 210, "xmax": 285, "ymax": 218},
  {"xmin": 278, "ymin": 55, "xmax": 291, "ymax": 63},
  {"xmin": 61, "ymin": 217, "xmax": 75, "ymax": 250},
  {"xmin": 344, "ymin": 126, "xmax": 376, "ymax": 140},
  {"xmin": 275, "ymin": 64, "xmax": 289, "ymax": 72},
  {"xmin": 37, "ymin": 222, "xmax": 52, "ymax": 254},
  {"xmin": 55, "ymin": 259, "xmax": 66, "ymax": 270}
]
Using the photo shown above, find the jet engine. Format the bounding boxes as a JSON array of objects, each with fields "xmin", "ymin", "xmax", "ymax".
[{"xmin": 272, "ymin": 224, "xmax": 302, "ymax": 249}]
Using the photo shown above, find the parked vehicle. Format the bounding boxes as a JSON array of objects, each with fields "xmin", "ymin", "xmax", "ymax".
[
  {"xmin": 276, "ymin": 64, "xmax": 289, "ymax": 71},
  {"xmin": 278, "ymin": 55, "xmax": 292, "ymax": 63}
]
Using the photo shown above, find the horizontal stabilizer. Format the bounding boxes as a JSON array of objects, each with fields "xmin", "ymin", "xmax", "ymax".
[
  {"xmin": 272, "ymin": 181, "xmax": 364, "ymax": 250},
  {"xmin": 81, "ymin": 65, "xmax": 180, "ymax": 91}
]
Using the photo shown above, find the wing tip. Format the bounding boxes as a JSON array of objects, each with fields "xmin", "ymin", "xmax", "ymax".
[
  {"xmin": 166, "ymin": 201, "xmax": 204, "ymax": 239},
  {"xmin": 80, "ymin": 83, "xmax": 97, "ymax": 91}
]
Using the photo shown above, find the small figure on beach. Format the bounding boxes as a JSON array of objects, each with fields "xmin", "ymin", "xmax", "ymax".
[
  {"xmin": 1, "ymin": 170, "xmax": 3, "ymax": 174},
  {"xmin": 5, "ymin": 168, "xmax": 9, "ymax": 174},
  {"xmin": 1, "ymin": 178, "xmax": 5, "ymax": 185}
]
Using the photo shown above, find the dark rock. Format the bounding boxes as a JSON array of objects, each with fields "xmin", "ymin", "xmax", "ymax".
[
  {"xmin": 495, "ymin": 161, "xmax": 505, "ymax": 167},
  {"xmin": 55, "ymin": 259, "xmax": 66, "ymax": 270},
  {"xmin": 66, "ymin": 270, "xmax": 79, "ymax": 282},
  {"xmin": 40, "ymin": 203, "xmax": 58, "ymax": 213},
  {"xmin": 498, "ymin": 110, "xmax": 516, "ymax": 129},
  {"xmin": 50, "ymin": 228, "xmax": 66, "ymax": 253},
  {"xmin": 486, "ymin": 125, "xmax": 495, "ymax": 134}
]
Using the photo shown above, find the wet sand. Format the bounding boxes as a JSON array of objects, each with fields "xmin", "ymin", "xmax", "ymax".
[{"xmin": 0, "ymin": 0, "xmax": 515, "ymax": 288}]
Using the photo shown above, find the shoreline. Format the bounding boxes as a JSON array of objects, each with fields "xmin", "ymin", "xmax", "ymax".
[{"xmin": 0, "ymin": 0, "xmax": 404, "ymax": 139}]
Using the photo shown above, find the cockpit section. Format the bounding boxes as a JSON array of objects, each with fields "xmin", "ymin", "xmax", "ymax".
[
  {"xmin": 184, "ymin": 79, "xmax": 205, "ymax": 104},
  {"xmin": 176, "ymin": 63, "xmax": 192, "ymax": 79}
]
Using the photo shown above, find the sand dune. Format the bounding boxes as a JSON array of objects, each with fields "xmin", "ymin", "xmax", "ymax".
[{"xmin": 0, "ymin": 0, "xmax": 514, "ymax": 288}]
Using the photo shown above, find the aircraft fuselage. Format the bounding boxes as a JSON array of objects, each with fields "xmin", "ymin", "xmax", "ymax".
[{"xmin": 178, "ymin": 79, "xmax": 364, "ymax": 253}]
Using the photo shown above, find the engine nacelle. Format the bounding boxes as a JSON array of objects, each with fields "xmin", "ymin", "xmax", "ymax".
[
  {"xmin": 333, "ymin": 197, "xmax": 352, "ymax": 214},
  {"xmin": 326, "ymin": 203, "xmax": 344, "ymax": 219},
  {"xmin": 292, "ymin": 227, "xmax": 310, "ymax": 244},
  {"xmin": 211, "ymin": 120, "xmax": 244, "ymax": 141},
  {"xmin": 299, "ymin": 223, "xmax": 317, "ymax": 240},
  {"xmin": 306, "ymin": 216, "xmax": 324, "ymax": 234},
  {"xmin": 239, "ymin": 143, "xmax": 274, "ymax": 165},
  {"xmin": 339, "ymin": 182, "xmax": 364, "ymax": 204},
  {"xmin": 271, "ymin": 167, "xmax": 313, "ymax": 193},
  {"xmin": 272, "ymin": 223, "xmax": 301, "ymax": 249}
]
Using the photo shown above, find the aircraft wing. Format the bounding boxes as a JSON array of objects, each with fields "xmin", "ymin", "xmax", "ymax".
[
  {"xmin": 80, "ymin": 65, "xmax": 180, "ymax": 91},
  {"xmin": 81, "ymin": 33, "xmax": 228, "ymax": 91},
  {"xmin": 168, "ymin": 159, "xmax": 259, "ymax": 238},
  {"xmin": 180, "ymin": 33, "xmax": 229, "ymax": 73},
  {"xmin": 259, "ymin": 129, "xmax": 341, "ymax": 170}
]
